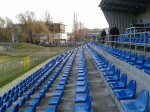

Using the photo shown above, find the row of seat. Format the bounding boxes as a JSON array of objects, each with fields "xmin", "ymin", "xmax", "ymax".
[
  {"xmin": 86, "ymin": 44, "xmax": 149, "ymax": 112},
  {"xmin": 23, "ymin": 50, "xmax": 75, "ymax": 112},
  {"xmin": 117, "ymin": 32, "xmax": 150, "ymax": 44},
  {"xmin": 45, "ymin": 48, "xmax": 78, "ymax": 112},
  {"xmin": 94, "ymin": 43, "xmax": 150, "ymax": 74},
  {"xmin": 0, "ymin": 50, "xmax": 72, "ymax": 112},
  {"xmin": 74, "ymin": 47, "xmax": 94, "ymax": 112}
]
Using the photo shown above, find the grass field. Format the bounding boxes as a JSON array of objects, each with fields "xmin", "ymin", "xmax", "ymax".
[
  {"xmin": 0, "ymin": 55, "xmax": 18, "ymax": 64},
  {"xmin": 0, "ymin": 43, "xmax": 73, "ymax": 87}
]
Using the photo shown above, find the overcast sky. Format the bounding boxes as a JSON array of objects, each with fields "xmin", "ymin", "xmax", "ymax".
[{"xmin": 0, "ymin": 0, "xmax": 108, "ymax": 32}]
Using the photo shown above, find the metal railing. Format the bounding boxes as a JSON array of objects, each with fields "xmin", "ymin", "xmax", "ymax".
[{"xmin": 98, "ymin": 31, "xmax": 150, "ymax": 57}]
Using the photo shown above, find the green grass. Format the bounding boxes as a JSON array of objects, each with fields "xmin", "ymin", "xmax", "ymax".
[
  {"xmin": 0, "ymin": 64, "xmax": 38, "ymax": 88},
  {"xmin": 0, "ymin": 55, "xmax": 18, "ymax": 64},
  {"xmin": 13, "ymin": 42, "xmax": 49, "ymax": 50}
]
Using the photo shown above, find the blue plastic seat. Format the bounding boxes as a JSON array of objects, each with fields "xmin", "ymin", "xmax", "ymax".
[
  {"xmin": 120, "ymin": 51, "xmax": 126, "ymax": 60},
  {"xmin": 78, "ymin": 70, "xmax": 86, "ymax": 75},
  {"xmin": 77, "ymin": 80, "xmax": 87, "ymax": 86},
  {"xmin": 135, "ymin": 54, "xmax": 144, "ymax": 69},
  {"xmin": 122, "ymin": 90, "xmax": 149, "ymax": 112},
  {"xmin": 0, "ymin": 100, "xmax": 3, "ymax": 107},
  {"xmin": 74, "ymin": 94, "xmax": 89, "ymax": 103},
  {"xmin": 6, "ymin": 99, "xmax": 13, "ymax": 108},
  {"xmin": 8, "ymin": 103, "xmax": 19, "ymax": 112},
  {"xmin": 124, "ymin": 51, "xmax": 131, "ymax": 62},
  {"xmin": 98, "ymin": 61, "xmax": 108, "ymax": 69},
  {"xmin": 3, "ymin": 95, "xmax": 9, "ymax": 103},
  {"xmin": 53, "ymin": 90, "xmax": 63, "ymax": 97},
  {"xmin": 74, "ymin": 89, "xmax": 89, "ymax": 103},
  {"xmin": 56, "ymin": 84, "xmax": 65, "ymax": 90},
  {"xmin": 77, "ymin": 76, "xmax": 87, "ymax": 81},
  {"xmin": 114, "ymin": 80, "xmax": 136, "ymax": 100},
  {"xmin": 100, "ymin": 63, "xmax": 112, "ymax": 72},
  {"xmin": 46, "ymin": 106, "xmax": 57, "ymax": 112},
  {"xmin": 96, "ymin": 60, "xmax": 105, "ymax": 66},
  {"xmin": 143, "ymin": 57, "xmax": 150, "ymax": 74},
  {"xmin": 105, "ymin": 69, "xmax": 120, "ymax": 82},
  {"xmin": 59, "ymin": 80, "xmax": 67, "ymax": 85},
  {"xmin": 18, "ymin": 90, "xmax": 23, "ymax": 97},
  {"xmin": 103, "ymin": 65, "xmax": 115, "ymax": 76},
  {"xmin": 24, "ymin": 106, "xmax": 36, "ymax": 112},
  {"xmin": 129, "ymin": 53, "xmax": 137, "ymax": 65},
  {"xmin": 76, "ymin": 85, "xmax": 89, "ymax": 93},
  {"xmin": 18, "ymin": 97, "xmax": 26, "ymax": 107},
  {"xmin": 0, "ymin": 105, "xmax": 6, "ymax": 112},
  {"xmin": 74, "ymin": 96, "xmax": 92, "ymax": 112},
  {"xmin": 29, "ymin": 98, "xmax": 40, "ymax": 107},
  {"xmin": 118, "ymin": 50, "xmax": 123, "ymax": 58},
  {"xmin": 2, "ymin": 93, "xmax": 7, "ymax": 99},
  {"xmin": 12, "ymin": 94, "xmax": 18, "ymax": 102},
  {"xmin": 49, "ymin": 97, "xmax": 61, "ymax": 106},
  {"xmin": 109, "ymin": 73, "xmax": 127, "ymax": 89}
]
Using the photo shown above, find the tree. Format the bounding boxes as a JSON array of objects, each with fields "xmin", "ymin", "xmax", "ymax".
[
  {"xmin": 17, "ymin": 11, "xmax": 36, "ymax": 43},
  {"xmin": 0, "ymin": 17, "xmax": 13, "ymax": 42},
  {"xmin": 44, "ymin": 10, "xmax": 53, "ymax": 25},
  {"xmin": 17, "ymin": 11, "xmax": 52, "ymax": 44},
  {"xmin": 72, "ymin": 14, "xmax": 88, "ymax": 42},
  {"xmin": 43, "ymin": 11, "xmax": 53, "ymax": 43}
]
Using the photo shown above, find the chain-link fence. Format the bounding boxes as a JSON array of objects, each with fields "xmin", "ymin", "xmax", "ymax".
[
  {"xmin": 0, "ymin": 51, "xmax": 51, "ymax": 83},
  {"xmin": 0, "ymin": 48, "xmax": 65, "ymax": 83},
  {"xmin": 0, "ymin": 44, "xmax": 73, "ymax": 84}
]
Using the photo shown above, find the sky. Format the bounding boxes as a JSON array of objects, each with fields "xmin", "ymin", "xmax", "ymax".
[{"xmin": 0, "ymin": 0, "xmax": 108, "ymax": 32}]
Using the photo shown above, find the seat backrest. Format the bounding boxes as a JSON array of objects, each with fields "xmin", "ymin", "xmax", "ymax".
[
  {"xmin": 0, "ymin": 105, "xmax": 6, "ymax": 112},
  {"xmin": 118, "ymin": 50, "xmax": 122, "ymax": 56},
  {"xmin": 14, "ymin": 103, "xmax": 19, "ymax": 112},
  {"xmin": 128, "ymin": 80, "xmax": 136, "ymax": 95},
  {"xmin": 137, "ymin": 90, "xmax": 149, "ymax": 112},
  {"xmin": 122, "ymin": 51, "xmax": 126, "ymax": 57},
  {"xmin": 87, "ymin": 96, "xmax": 92, "ymax": 107},
  {"xmin": 145, "ymin": 57, "xmax": 150, "ymax": 67},
  {"xmin": 136, "ymin": 54, "xmax": 144, "ymax": 64},
  {"xmin": 115, "ymin": 69, "xmax": 120, "ymax": 77},
  {"xmin": 131, "ymin": 53, "xmax": 137, "ymax": 60},
  {"xmin": 111, "ymin": 65, "xmax": 115, "ymax": 72},
  {"xmin": 126, "ymin": 51, "xmax": 131, "ymax": 58},
  {"xmin": 120, "ymin": 73, "xmax": 127, "ymax": 84}
]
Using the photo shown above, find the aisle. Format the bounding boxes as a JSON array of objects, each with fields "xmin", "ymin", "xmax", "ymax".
[
  {"xmin": 85, "ymin": 49, "xmax": 118, "ymax": 112},
  {"xmin": 57, "ymin": 50, "xmax": 79, "ymax": 112}
]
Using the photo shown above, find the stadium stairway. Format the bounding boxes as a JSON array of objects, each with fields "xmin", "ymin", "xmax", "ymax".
[
  {"xmin": 84, "ymin": 48, "xmax": 118, "ymax": 112},
  {"xmin": 56, "ymin": 49, "xmax": 79, "ymax": 112}
]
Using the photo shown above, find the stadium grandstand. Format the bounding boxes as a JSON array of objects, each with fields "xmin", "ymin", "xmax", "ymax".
[
  {"xmin": 0, "ymin": 0, "xmax": 150, "ymax": 112},
  {"xmin": 96, "ymin": 0, "xmax": 150, "ymax": 111}
]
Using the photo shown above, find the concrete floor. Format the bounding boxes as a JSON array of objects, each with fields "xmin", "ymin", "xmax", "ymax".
[{"xmin": 85, "ymin": 49, "xmax": 118, "ymax": 112}]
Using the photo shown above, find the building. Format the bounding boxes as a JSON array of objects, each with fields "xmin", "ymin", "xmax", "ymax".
[
  {"xmin": 99, "ymin": 0, "xmax": 150, "ymax": 33},
  {"xmin": 47, "ymin": 23, "xmax": 66, "ymax": 45},
  {"xmin": 84, "ymin": 28, "xmax": 109, "ymax": 42},
  {"xmin": 12, "ymin": 22, "xmax": 66, "ymax": 45},
  {"xmin": 48, "ymin": 23, "xmax": 65, "ymax": 33}
]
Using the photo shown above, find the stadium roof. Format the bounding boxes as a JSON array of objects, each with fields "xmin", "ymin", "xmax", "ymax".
[{"xmin": 99, "ymin": 0, "xmax": 150, "ymax": 13}]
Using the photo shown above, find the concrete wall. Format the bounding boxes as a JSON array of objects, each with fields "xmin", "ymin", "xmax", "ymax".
[
  {"xmin": 139, "ymin": 8, "xmax": 150, "ymax": 23},
  {"xmin": 102, "ymin": 10, "xmax": 135, "ymax": 33}
]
